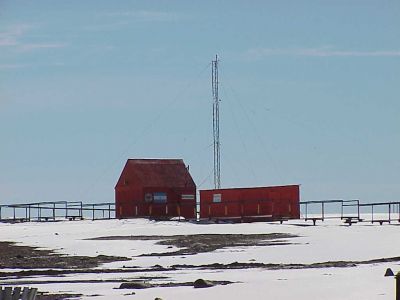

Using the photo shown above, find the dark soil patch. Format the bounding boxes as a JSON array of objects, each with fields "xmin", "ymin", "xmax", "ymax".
[
  {"xmin": 0, "ymin": 267, "xmax": 173, "ymax": 279},
  {"xmin": 36, "ymin": 293, "xmax": 82, "ymax": 300},
  {"xmin": 117, "ymin": 279, "xmax": 233, "ymax": 289},
  {"xmin": 171, "ymin": 255, "xmax": 400, "ymax": 270},
  {"xmin": 3, "ymin": 255, "xmax": 400, "ymax": 281},
  {"xmin": 0, "ymin": 242, "xmax": 130, "ymax": 269},
  {"xmin": 88, "ymin": 233, "xmax": 297, "ymax": 256}
]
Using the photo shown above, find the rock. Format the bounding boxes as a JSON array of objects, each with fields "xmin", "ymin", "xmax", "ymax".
[
  {"xmin": 119, "ymin": 281, "xmax": 151, "ymax": 289},
  {"xmin": 153, "ymin": 264, "xmax": 163, "ymax": 269},
  {"xmin": 193, "ymin": 278, "xmax": 214, "ymax": 288},
  {"xmin": 154, "ymin": 298, "xmax": 163, "ymax": 300},
  {"xmin": 191, "ymin": 243, "xmax": 208, "ymax": 252},
  {"xmin": 384, "ymin": 268, "xmax": 394, "ymax": 277}
]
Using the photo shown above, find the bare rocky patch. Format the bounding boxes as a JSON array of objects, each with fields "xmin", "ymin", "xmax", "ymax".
[
  {"xmin": 88, "ymin": 233, "xmax": 297, "ymax": 256},
  {"xmin": 0, "ymin": 241, "xmax": 130, "ymax": 269},
  {"xmin": 36, "ymin": 292, "xmax": 82, "ymax": 300},
  {"xmin": 171, "ymin": 256, "xmax": 400, "ymax": 270},
  {"xmin": 117, "ymin": 279, "xmax": 234, "ymax": 289}
]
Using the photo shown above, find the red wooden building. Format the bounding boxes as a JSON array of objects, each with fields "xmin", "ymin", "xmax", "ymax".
[
  {"xmin": 115, "ymin": 159, "xmax": 196, "ymax": 219},
  {"xmin": 199, "ymin": 185, "xmax": 300, "ymax": 222}
]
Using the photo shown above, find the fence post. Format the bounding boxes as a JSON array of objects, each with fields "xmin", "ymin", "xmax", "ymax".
[
  {"xmin": 371, "ymin": 205, "xmax": 374, "ymax": 224},
  {"xmin": 396, "ymin": 272, "xmax": 400, "ymax": 300},
  {"xmin": 340, "ymin": 201, "xmax": 343, "ymax": 219}
]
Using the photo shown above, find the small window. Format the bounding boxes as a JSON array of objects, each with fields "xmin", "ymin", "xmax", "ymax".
[
  {"xmin": 144, "ymin": 193, "xmax": 153, "ymax": 203},
  {"xmin": 213, "ymin": 194, "xmax": 222, "ymax": 203},
  {"xmin": 153, "ymin": 192, "xmax": 167, "ymax": 203}
]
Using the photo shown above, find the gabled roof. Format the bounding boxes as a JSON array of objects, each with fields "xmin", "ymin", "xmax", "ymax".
[{"xmin": 116, "ymin": 159, "xmax": 196, "ymax": 189}]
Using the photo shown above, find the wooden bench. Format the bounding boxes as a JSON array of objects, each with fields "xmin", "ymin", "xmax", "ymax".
[
  {"xmin": 343, "ymin": 217, "xmax": 360, "ymax": 226},
  {"xmin": 277, "ymin": 217, "xmax": 290, "ymax": 224},
  {"xmin": 66, "ymin": 216, "xmax": 83, "ymax": 221},
  {"xmin": 38, "ymin": 217, "xmax": 55, "ymax": 222},
  {"xmin": 372, "ymin": 219, "xmax": 391, "ymax": 225},
  {"xmin": 305, "ymin": 217, "xmax": 324, "ymax": 226},
  {"xmin": 0, "ymin": 286, "xmax": 37, "ymax": 300}
]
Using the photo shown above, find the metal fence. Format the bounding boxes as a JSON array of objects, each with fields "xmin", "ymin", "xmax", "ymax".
[
  {"xmin": 0, "ymin": 201, "xmax": 115, "ymax": 222},
  {"xmin": 300, "ymin": 199, "xmax": 400, "ymax": 225}
]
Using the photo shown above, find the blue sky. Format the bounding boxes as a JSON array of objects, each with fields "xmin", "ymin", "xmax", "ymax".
[{"xmin": 1, "ymin": 0, "xmax": 399, "ymax": 205}]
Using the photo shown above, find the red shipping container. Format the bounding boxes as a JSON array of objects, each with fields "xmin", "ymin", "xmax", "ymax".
[{"xmin": 199, "ymin": 185, "xmax": 300, "ymax": 221}]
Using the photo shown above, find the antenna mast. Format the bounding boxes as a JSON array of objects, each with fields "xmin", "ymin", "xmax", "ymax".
[{"xmin": 212, "ymin": 55, "xmax": 221, "ymax": 189}]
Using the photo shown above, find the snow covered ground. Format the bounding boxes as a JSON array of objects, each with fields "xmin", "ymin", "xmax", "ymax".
[{"xmin": 0, "ymin": 216, "xmax": 399, "ymax": 299}]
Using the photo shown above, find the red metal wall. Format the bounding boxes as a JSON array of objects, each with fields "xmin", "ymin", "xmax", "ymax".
[
  {"xmin": 199, "ymin": 185, "xmax": 300, "ymax": 221},
  {"xmin": 116, "ymin": 187, "xmax": 196, "ymax": 219}
]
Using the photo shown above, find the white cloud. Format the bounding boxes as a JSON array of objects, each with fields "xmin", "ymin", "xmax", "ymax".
[
  {"xmin": 0, "ymin": 24, "xmax": 32, "ymax": 47},
  {"xmin": 246, "ymin": 47, "xmax": 400, "ymax": 59},
  {"xmin": 18, "ymin": 43, "xmax": 67, "ymax": 51},
  {"xmin": 0, "ymin": 23, "xmax": 66, "ymax": 52},
  {"xmin": 100, "ymin": 10, "xmax": 181, "ymax": 22}
]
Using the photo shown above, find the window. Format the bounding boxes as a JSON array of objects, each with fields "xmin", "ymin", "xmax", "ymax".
[
  {"xmin": 144, "ymin": 193, "xmax": 153, "ymax": 203},
  {"xmin": 213, "ymin": 194, "xmax": 222, "ymax": 203},
  {"xmin": 153, "ymin": 192, "xmax": 167, "ymax": 203}
]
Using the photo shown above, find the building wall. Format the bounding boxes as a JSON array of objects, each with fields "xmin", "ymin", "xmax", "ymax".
[
  {"xmin": 199, "ymin": 185, "xmax": 300, "ymax": 220},
  {"xmin": 115, "ymin": 186, "xmax": 196, "ymax": 219}
]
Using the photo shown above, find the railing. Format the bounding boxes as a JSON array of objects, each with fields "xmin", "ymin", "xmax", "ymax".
[
  {"xmin": 0, "ymin": 201, "xmax": 115, "ymax": 222},
  {"xmin": 81, "ymin": 203, "xmax": 115, "ymax": 220},
  {"xmin": 1, "ymin": 199, "xmax": 399, "ymax": 224},
  {"xmin": 300, "ymin": 199, "xmax": 400, "ymax": 225},
  {"xmin": 359, "ymin": 201, "xmax": 400, "ymax": 224},
  {"xmin": 300, "ymin": 199, "xmax": 360, "ymax": 223}
]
